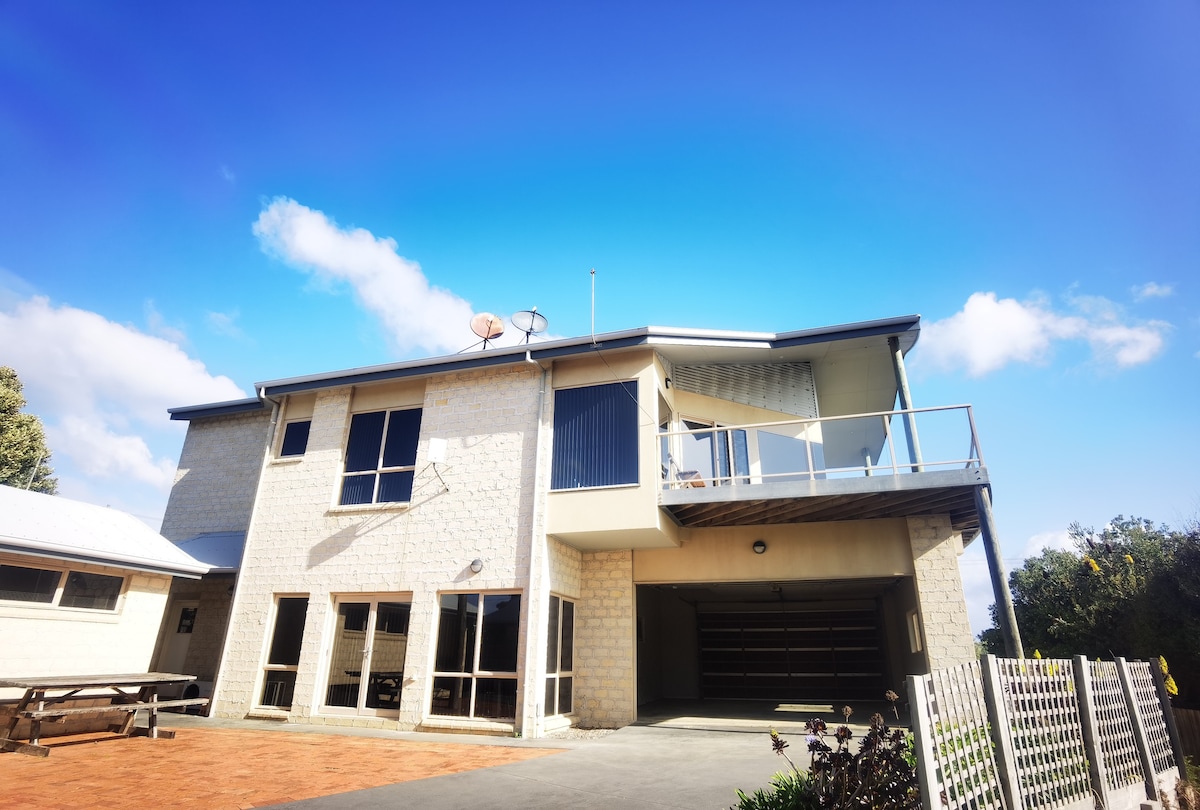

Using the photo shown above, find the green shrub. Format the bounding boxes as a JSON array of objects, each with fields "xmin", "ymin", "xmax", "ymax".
[
  {"xmin": 732, "ymin": 702, "xmax": 921, "ymax": 810},
  {"xmin": 732, "ymin": 770, "xmax": 816, "ymax": 810}
]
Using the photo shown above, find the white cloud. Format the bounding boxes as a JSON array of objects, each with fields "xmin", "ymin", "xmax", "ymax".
[
  {"xmin": 253, "ymin": 197, "xmax": 477, "ymax": 356},
  {"xmin": 220, "ymin": 165, "xmax": 236, "ymax": 184},
  {"xmin": 918, "ymin": 291, "xmax": 1168, "ymax": 377},
  {"xmin": 1022, "ymin": 529, "xmax": 1073, "ymax": 557},
  {"xmin": 206, "ymin": 309, "xmax": 244, "ymax": 339},
  {"xmin": 144, "ymin": 299, "xmax": 188, "ymax": 344},
  {"xmin": 1132, "ymin": 282, "xmax": 1173, "ymax": 301},
  {"xmin": 0, "ymin": 296, "xmax": 246, "ymax": 492}
]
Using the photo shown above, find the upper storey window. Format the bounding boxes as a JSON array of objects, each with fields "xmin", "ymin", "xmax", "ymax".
[
  {"xmin": 279, "ymin": 420, "xmax": 311, "ymax": 457},
  {"xmin": 339, "ymin": 409, "xmax": 422, "ymax": 505},
  {"xmin": 551, "ymin": 382, "xmax": 638, "ymax": 490}
]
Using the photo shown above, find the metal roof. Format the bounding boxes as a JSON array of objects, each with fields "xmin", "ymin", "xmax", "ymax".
[
  {"xmin": 0, "ymin": 485, "xmax": 210, "ymax": 578},
  {"xmin": 256, "ymin": 316, "xmax": 921, "ymax": 398},
  {"xmin": 166, "ymin": 316, "xmax": 921, "ymax": 417},
  {"xmin": 174, "ymin": 531, "xmax": 244, "ymax": 573}
]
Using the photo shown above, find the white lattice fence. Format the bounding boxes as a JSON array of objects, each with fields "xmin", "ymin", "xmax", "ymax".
[
  {"xmin": 908, "ymin": 659, "xmax": 1006, "ymax": 810},
  {"xmin": 1119, "ymin": 658, "xmax": 1182, "ymax": 799},
  {"xmin": 909, "ymin": 655, "xmax": 1183, "ymax": 810},
  {"xmin": 989, "ymin": 657, "xmax": 1092, "ymax": 810},
  {"xmin": 1079, "ymin": 659, "xmax": 1145, "ymax": 809}
]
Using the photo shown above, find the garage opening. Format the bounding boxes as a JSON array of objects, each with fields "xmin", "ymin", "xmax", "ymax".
[{"xmin": 636, "ymin": 579, "xmax": 915, "ymax": 707}]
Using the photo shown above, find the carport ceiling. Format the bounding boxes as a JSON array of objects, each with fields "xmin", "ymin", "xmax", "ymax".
[{"xmin": 645, "ymin": 577, "xmax": 902, "ymax": 605}]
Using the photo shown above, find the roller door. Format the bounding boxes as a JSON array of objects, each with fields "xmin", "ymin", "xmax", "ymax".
[{"xmin": 698, "ymin": 607, "xmax": 885, "ymax": 701}]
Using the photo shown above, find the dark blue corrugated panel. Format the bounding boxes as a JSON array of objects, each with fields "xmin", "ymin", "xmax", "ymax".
[{"xmin": 551, "ymin": 382, "xmax": 639, "ymax": 489}]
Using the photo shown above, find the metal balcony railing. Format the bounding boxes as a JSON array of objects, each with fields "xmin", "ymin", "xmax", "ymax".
[{"xmin": 659, "ymin": 405, "xmax": 983, "ymax": 490}]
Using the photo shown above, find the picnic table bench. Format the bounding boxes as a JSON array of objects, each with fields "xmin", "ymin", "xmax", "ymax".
[{"xmin": 0, "ymin": 672, "xmax": 209, "ymax": 757}]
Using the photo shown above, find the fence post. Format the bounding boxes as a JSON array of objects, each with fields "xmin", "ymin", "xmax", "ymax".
[
  {"xmin": 980, "ymin": 655, "xmax": 1020, "ymax": 810},
  {"xmin": 1073, "ymin": 655, "xmax": 1110, "ymax": 807},
  {"xmin": 907, "ymin": 673, "xmax": 940, "ymax": 810},
  {"xmin": 1115, "ymin": 657, "xmax": 1161, "ymax": 801},
  {"xmin": 1151, "ymin": 659, "xmax": 1188, "ymax": 782}
]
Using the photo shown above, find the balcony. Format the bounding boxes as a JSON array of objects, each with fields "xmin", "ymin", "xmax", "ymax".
[{"xmin": 659, "ymin": 405, "xmax": 988, "ymax": 534}]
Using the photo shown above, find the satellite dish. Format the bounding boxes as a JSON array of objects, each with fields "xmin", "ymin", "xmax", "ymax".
[
  {"xmin": 470, "ymin": 312, "xmax": 505, "ymax": 349},
  {"xmin": 511, "ymin": 307, "xmax": 548, "ymax": 343}
]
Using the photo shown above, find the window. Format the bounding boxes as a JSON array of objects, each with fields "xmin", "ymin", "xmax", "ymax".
[
  {"xmin": 545, "ymin": 595, "xmax": 575, "ymax": 716},
  {"xmin": 261, "ymin": 596, "xmax": 308, "ymax": 708},
  {"xmin": 0, "ymin": 563, "xmax": 124, "ymax": 611},
  {"xmin": 280, "ymin": 420, "xmax": 311, "ymax": 457},
  {"xmin": 431, "ymin": 592, "xmax": 521, "ymax": 720},
  {"xmin": 551, "ymin": 382, "xmax": 638, "ymax": 490},
  {"xmin": 340, "ymin": 409, "xmax": 422, "ymax": 505}
]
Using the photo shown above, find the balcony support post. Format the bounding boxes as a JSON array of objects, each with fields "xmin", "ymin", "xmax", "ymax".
[
  {"xmin": 888, "ymin": 336, "xmax": 924, "ymax": 472},
  {"xmin": 974, "ymin": 484, "xmax": 1024, "ymax": 658}
]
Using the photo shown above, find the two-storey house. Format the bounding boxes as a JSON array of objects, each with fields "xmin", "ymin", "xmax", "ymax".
[{"xmin": 159, "ymin": 315, "xmax": 990, "ymax": 737}]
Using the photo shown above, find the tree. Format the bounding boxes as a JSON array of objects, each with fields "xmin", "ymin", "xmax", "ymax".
[
  {"xmin": 981, "ymin": 516, "xmax": 1200, "ymax": 705},
  {"xmin": 0, "ymin": 366, "xmax": 57, "ymax": 493}
]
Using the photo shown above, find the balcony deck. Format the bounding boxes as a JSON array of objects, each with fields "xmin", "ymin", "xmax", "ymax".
[{"xmin": 658, "ymin": 405, "xmax": 988, "ymax": 535}]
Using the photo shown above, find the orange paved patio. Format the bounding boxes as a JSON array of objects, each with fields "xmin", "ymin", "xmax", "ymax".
[{"xmin": 0, "ymin": 726, "xmax": 560, "ymax": 809}]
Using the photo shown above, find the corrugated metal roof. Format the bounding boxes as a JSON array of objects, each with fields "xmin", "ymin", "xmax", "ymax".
[
  {"xmin": 175, "ymin": 531, "xmax": 244, "ymax": 573},
  {"xmin": 0, "ymin": 485, "xmax": 210, "ymax": 578}
]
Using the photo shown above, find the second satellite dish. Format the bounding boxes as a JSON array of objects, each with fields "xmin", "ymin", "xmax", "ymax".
[
  {"xmin": 512, "ymin": 308, "xmax": 548, "ymax": 343},
  {"xmin": 470, "ymin": 312, "xmax": 505, "ymax": 348}
]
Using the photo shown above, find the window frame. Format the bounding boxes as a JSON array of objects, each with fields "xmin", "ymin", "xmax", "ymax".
[
  {"xmin": 338, "ymin": 407, "xmax": 423, "ymax": 506},
  {"xmin": 545, "ymin": 594, "xmax": 575, "ymax": 717},
  {"xmin": 550, "ymin": 381, "xmax": 640, "ymax": 491},
  {"xmin": 278, "ymin": 418, "xmax": 312, "ymax": 458},
  {"xmin": 430, "ymin": 590, "xmax": 523, "ymax": 721},
  {"xmin": 258, "ymin": 595, "xmax": 310, "ymax": 710},
  {"xmin": 0, "ymin": 560, "xmax": 126, "ymax": 613}
]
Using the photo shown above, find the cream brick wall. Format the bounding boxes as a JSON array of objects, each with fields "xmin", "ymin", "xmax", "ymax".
[
  {"xmin": 160, "ymin": 410, "xmax": 272, "ymax": 541},
  {"xmin": 574, "ymin": 550, "xmax": 635, "ymax": 728},
  {"xmin": 0, "ymin": 558, "xmax": 172, "ymax": 684},
  {"xmin": 211, "ymin": 365, "xmax": 546, "ymax": 730},
  {"xmin": 908, "ymin": 515, "xmax": 976, "ymax": 669},
  {"xmin": 547, "ymin": 537, "xmax": 582, "ymax": 599}
]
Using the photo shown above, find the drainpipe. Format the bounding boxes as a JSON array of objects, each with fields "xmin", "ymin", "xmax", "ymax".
[
  {"xmin": 974, "ymin": 485, "xmax": 1023, "ymax": 658},
  {"xmin": 888, "ymin": 336, "xmax": 923, "ymax": 473},
  {"xmin": 521, "ymin": 354, "xmax": 551, "ymax": 738}
]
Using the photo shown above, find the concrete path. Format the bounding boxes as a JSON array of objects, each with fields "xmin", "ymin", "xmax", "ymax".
[{"xmin": 271, "ymin": 724, "xmax": 796, "ymax": 810}]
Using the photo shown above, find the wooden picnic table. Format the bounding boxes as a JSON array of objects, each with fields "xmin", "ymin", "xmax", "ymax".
[{"xmin": 0, "ymin": 672, "xmax": 209, "ymax": 757}]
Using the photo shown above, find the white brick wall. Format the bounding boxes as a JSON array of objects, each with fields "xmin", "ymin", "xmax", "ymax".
[
  {"xmin": 211, "ymin": 366, "xmax": 547, "ymax": 730},
  {"xmin": 907, "ymin": 515, "xmax": 976, "ymax": 669},
  {"xmin": 0, "ymin": 560, "xmax": 172, "ymax": 682},
  {"xmin": 160, "ymin": 410, "xmax": 272, "ymax": 541}
]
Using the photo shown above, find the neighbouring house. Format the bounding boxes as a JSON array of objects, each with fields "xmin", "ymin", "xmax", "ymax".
[
  {"xmin": 0, "ymin": 485, "xmax": 210, "ymax": 690},
  {"xmin": 161, "ymin": 316, "xmax": 993, "ymax": 738}
]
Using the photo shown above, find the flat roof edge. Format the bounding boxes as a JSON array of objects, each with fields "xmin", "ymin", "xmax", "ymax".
[
  {"xmin": 173, "ymin": 317, "xmax": 924, "ymax": 410},
  {"xmin": 169, "ymin": 397, "xmax": 265, "ymax": 421}
]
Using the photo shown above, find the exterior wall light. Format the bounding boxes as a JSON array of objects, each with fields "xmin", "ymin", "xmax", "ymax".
[
  {"xmin": 752, "ymin": 540, "xmax": 767, "ymax": 554},
  {"xmin": 470, "ymin": 558, "xmax": 484, "ymax": 573}
]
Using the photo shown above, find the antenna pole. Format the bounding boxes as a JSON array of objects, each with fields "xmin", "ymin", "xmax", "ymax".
[{"xmin": 590, "ymin": 267, "xmax": 596, "ymax": 344}]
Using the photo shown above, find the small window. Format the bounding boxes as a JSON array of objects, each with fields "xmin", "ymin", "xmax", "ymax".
[
  {"xmin": 0, "ymin": 563, "xmax": 124, "ymax": 612},
  {"xmin": 280, "ymin": 420, "xmax": 311, "ymax": 457},
  {"xmin": 551, "ymin": 382, "xmax": 639, "ymax": 490},
  {"xmin": 261, "ymin": 596, "xmax": 308, "ymax": 708},
  {"xmin": 545, "ymin": 595, "xmax": 575, "ymax": 716},
  {"xmin": 339, "ymin": 409, "xmax": 422, "ymax": 505}
]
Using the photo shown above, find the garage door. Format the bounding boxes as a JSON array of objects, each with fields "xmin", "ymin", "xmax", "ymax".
[{"xmin": 698, "ymin": 607, "xmax": 885, "ymax": 701}]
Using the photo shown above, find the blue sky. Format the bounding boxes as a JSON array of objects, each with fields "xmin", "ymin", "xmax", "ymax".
[{"xmin": 2, "ymin": 2, "xmax": 1197, "ymax": 635}]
